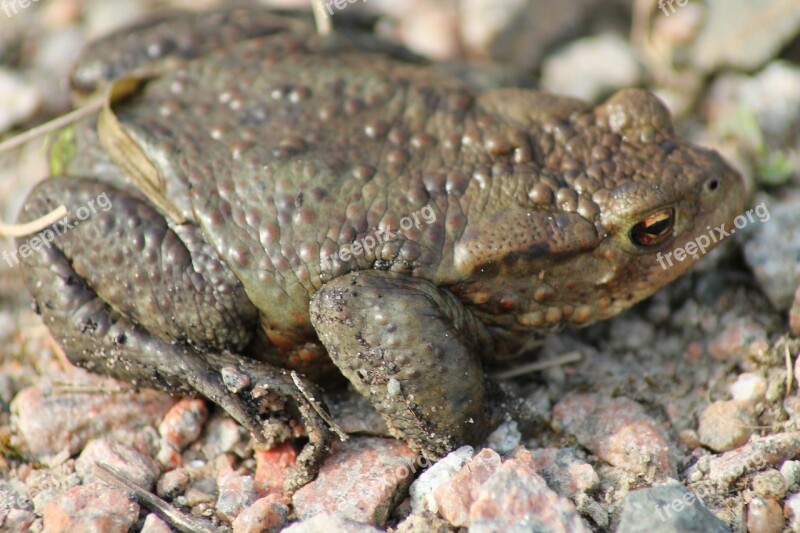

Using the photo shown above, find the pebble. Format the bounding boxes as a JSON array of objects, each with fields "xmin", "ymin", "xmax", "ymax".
[
  {"xmin": 692, "ymin": 2, "xmax": 800, "ymax": 73},
  {"xmin": 216, "ymin": 469, "xmax": 257, "ymax": 523},
  {"xmin": 742, "ymin": 199, "xmax": 800, "ymax": 311},
  {"xmin": 697, "ymin": 400, "xmax": 755, "ymax": 452},
  {"xmin": 541, "ymin": 33, "xmax": 641, "ymax": 101},
  {"xmin": 432, "ymin": 448, "xmax": 502, "ymax": 527},
  {"xmin": 10, "ymin": 381, "xmax": 175, "ymax": 459},
  {"xmin": 202, "ymin": 416, "xmax": 247, "ymax": 459},
  {"xmin": 527, "ymin": 447, "xmax": 599, "ymax": 497},
  {"xmin": 552, "ymin": 393, "xmax": 677, "ymax": 477},
  {"xmin": 729, "ymin": 372, "xmax": 768, "ymax": 404},
  {"xmin": 157, "ymin": 398, "xmax": 208, "ymax": 468},
  {"xmin": 791, "ymin": 285, "xmax": 800, "ymax": 336},
  {"xmin": 616, "ymin": 483, "xmax": 729, "ymax": 533},
  {"xmin": 232, "ymin": 493, "xmax": 289, "ymax": 533},
  {"xmin": 707, "ymin": 61, "xmax": 800, "ymax": 149},
  {"xmin": 254, "ymin": 442, "xmax": 297, "ymax": 496},
  {"xmin": 753, "ymin": 469, "xmax": 787, "ymax": 499},
  {"xmin": 0, "ymin": 68, "xmax": 41, "ymax": 133},
  {"xmin": 41, "ymin": 482, "xmax": 139, "ymax": 533},
  {"xmin": 0, "ymin": 509, "xmax": 36, "ymax": 531},
  {"xmin": 282, "ymin": 511, "xmax": 382, "ymax": 533},
  {"xmin": 483, "ymin": 420, "xmax": 521, "ymax": 454},
  {"xmin": 468, "ymin": 449, "xmax": 591, "ymax": 532},
  {"xmin": 293, "ymin": 437, "xmax": 418, "ymax": 526},
  {"xmin": 685, "ymin": 432, "xmax": 800, "ymax": 487},
  {"xmin": 75, "ymin": 439, "xmax": 160, "ymax": 490},
  {"xmin": 409, "ymin": 445, "xmax": 473, "ymax": 514},
  {"xmin": 781, "ymin": 460, "xmax": 800, "ymax": 491},
  {"xmin": 140, "ymin": 513, "xmax": 172, "ymax": 533},
  {"xmin": 784, "ymin": 492, "xmax": 800, "ymax": 532},
  {"xmin": 747, "ymin": 497, "xmax": 785, "ymax": 533},
  {"xmin": 156, "ymin": 468, "xmax": 190, "ymax": 500},
  {"xmin": 707, "ymin": 318, "xmax": 770, "ymax": 361}
]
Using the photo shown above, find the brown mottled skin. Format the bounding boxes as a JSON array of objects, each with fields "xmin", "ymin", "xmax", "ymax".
[{"xmin": 17, "ymin": 7, "xmax": 744, "ymax": 489}]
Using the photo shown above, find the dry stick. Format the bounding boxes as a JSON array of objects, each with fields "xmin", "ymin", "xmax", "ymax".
[
  {"xmin": 0, "ymin": 205, "xmax": 67, "ymax": 238},
  {"xmin": 786, "ymin": 343, "xmax": 794, "ymax": 398},
  {"xmin": 311, "ymin": 0, "xmax": 332, "ymax": 36},
  {"xmin": 0, "ymin": 98, "xmax": 105, "ymax": 238},
  {"xmin": 94, "ymin": 462, "xmax": 219, "ymax": 533},
  {"xmin": 491, "ymin": 351, "xmax": 583, "ymax": 380}
]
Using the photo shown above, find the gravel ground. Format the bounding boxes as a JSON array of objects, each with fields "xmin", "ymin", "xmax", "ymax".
[{"xmin": 2, "ymin": 1, "xmax": 800, "ymax": 532}]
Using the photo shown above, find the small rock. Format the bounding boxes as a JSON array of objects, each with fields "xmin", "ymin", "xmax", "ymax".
[
  {"xmin": 10, "ymin": 381, "xmax": 175, "ymax": 459},
  {"xmin": 484, "ymin": 420, "xmax": 521, "ymax": 454},
  {"xmin": 409, "ymin": 446, "xmax": 473, "ymax": 514},
  {"xmin": 747, "ymin": 497, "xmax": 784, "ymax": 533},
  {"xmin": 75, "ymin": 439, "xmax": 160, "ymax": 490},
  {"xmin": 140, "ymin": 513, "xmax": 172, "ymax": 533},
  {"xmin": 685, "ymin": 432, "xmax": 800, "ymax": 487},
  {"xmin": 432, "ymin": 448, "xmax": 502, "ymax": 527},
  {"xmin": 254, "ymin": 443, "xmax": 297, "ymax": 496},
  {"xmin": 183, "ymin": 487, "xmax": 215, "ymax": 507},
  {"xmin": 781, "ymin": 460, "xmax": 800, "ymax": 491},
  {"xmin": 708, "ymin": 318, "xmax": 769, "ymax": 361},
  {"xmin": 158, "ymin": 398, "xmax": 207, "ymax": 467},
  {"xmin": 698, "ymin": 400, "xmax": 755, "ymax": 452},
  {"xmin": 0, "ymin": 69, "xmax": 42, "ymax": 133},
  {"xmin": 678, "ymin": 429, "xmax": 702, "ymax": 449},
  {"xmin": 541, "ymin": 33, "xmax": 641, "ymax": 101},
  {"xmin": 0, "ymin": 509, "xmax": 36, "ymax": 531},
  {"xmin": 156, "ymin": 468, "xmax": 190, "ymax": 500},
  {"xmin": 791, "ymin": 285, "xmax": 800, "ymax": 336},
  {"xmin": 24, "ymin": 463, "xmax": 81, "ymax": 512},
  {"xmin": 41, "ymin": 483, "xmax": 139, "ymax": 533},
  {"xmin": 232, "ymin": 493, "xmax": 289, "ymax": 533},
  {"xmin": 469, "ymin": 450, "xmax": 590, "ymax": 532},
  {"xmin": 753, "ymin": 469, "xmax": 787, "ymax": 499},
  {"xmin": 527, "ymin": 447, "xmax": 599, "ymax": 497},
  {"xmin": 742, "ymin": 199, "xmax": 800, "ymax": 311},
  {"xmin": 395, "ymin": 511, "xmax": 454, "ymax": 533},
  {"xmin": 293, "ymin": 437, "xmax": 418, "ymax": 526},
  {"xmin": 282, "ymin": 511, "xmax": 382, "ymax": 533},
  {"xmin": 784, "ymin": 492, "xmax": 800, "ymax": 532},
  {"xmin": 729, "ymin": 372, "xmax": 768, "ymax": 404},
  {"xmin": 617, "ymin": 483, "xmax": 729, "ymax": 533},
  {"xmin": 202, "ymin": 416, "xmax": 246, "ymax": 459},
  {"xmin": 553, "ymin": 393, "xmax": 677, "ymax": 476},
  {"xmin": 216, "ymin": 470, "xmax": 257, "ymax": 523},
  {"xmin": 708, "ymin": 60, "xmax": 800, "ymax": 148}
]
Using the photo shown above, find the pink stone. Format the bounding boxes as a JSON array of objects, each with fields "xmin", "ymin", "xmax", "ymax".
[
  {"xmin": 433, "ymin": 448, "xmax": 501, "ymax": 526},
  {"xmin": 41, "ymin": 482, "xmax": 139, "ymax": 533},
  {"xmin": 293, "ymin": 437, "xmax": 418, "ymax": 526}
]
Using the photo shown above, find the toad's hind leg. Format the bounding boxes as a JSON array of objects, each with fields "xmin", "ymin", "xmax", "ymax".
[
  {"xmin": 310, "ymin": 270, "xmax": 493, "ymax": 458},
  {"xmin": 17, "ymin": 177, "xmax": 332, "ymax": 490}
]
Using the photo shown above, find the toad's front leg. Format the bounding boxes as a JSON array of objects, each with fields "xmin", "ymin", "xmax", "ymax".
[{"xmin": 310, "ymin": 270, "xmax": 493, "ymax": 457}]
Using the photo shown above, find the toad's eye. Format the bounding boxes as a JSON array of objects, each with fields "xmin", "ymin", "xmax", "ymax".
[{"xmin": 630, "ymin": 208, "xmax": 675, "ymax": 247}]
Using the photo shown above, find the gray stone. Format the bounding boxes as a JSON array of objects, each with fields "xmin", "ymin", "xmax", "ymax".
[{"xmin": 617, "ymin": 483, "xmax": 730, "ymax": 533}]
